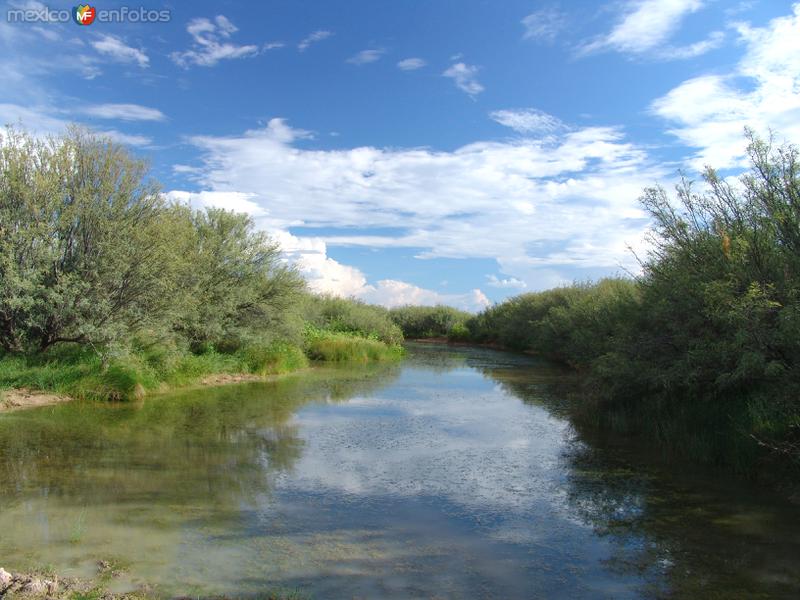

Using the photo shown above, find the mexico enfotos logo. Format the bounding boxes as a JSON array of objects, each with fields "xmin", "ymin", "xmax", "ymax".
[{"xmin": 7, "ymin": 4, "xmax": 171, "ymax": 24}]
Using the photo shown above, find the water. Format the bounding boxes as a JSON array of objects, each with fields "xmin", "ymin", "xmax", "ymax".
[{"xmin": 1, "ymin": 343, "xmax": 798, "ymax": 598}]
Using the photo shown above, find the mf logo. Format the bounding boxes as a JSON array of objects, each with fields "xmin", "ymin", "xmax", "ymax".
[{"xmin": 72, "ymin": 4, "xmax": 96, "ymax": 25}]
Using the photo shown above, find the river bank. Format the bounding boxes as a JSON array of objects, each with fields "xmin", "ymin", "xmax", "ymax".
[
  {"xmin": 0, "ymin": 564, "xmax": 305, "ymax": 600},
  {"xmin": 0, "ymin": 332, "xmax": 403, "ymax": 414}
]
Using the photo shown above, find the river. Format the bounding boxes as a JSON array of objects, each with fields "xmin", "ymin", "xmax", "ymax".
[{"xmin": 0, "ymin": 343, "xmax": 798, "ymax": 598}]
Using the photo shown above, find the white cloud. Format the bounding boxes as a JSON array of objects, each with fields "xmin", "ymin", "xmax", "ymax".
[
  {"xmin": 171, "ymin": 115, "xmax": 663, "ymax": 295},
  {"xmin": 0, "ymin": 103, "xmax": 151, "ymax": 146},
  {"xmin": 443, "ymin": 62, "xmax": 484, "ymax": 96},
  {"xmin": 580, "ymin": 0, "xmax": 719, "ymax": 59},
  {"xmin": 0, "ymin": 102, "xmax": 68, "ymax": 134},
  {"xmin": 361, "ymin": 281, "xmax": 491, "ymax": 312},
  {"xmin": 487, "ymin": 275, "xmax": 527, "ymax": 290},
  {"xmin": 298, "ymin": 30, "xmax": 333, "ymax": 52},
  {"xmin": 346, "ymin": 49, "xmax": 385, "ymax": 65},
  {"xmin": 658, "ymin": 30, "xmax": 725, "ymax": 59},
  {"xmin": 91, "ymin": 34, "xmax": 149, "ymax": 68},
  {"xmin": 83, "ymin": 103, "xmax": 166, "ymax": 122},
  {"xmin": 166, "ymin": 190, "xmax": 267, "ymax": 216},
  {"xmin": 651, "ymin": 4, "xmax": 800, "ymax": 168},
  {"xmin": 521, "ymin": 7, "xmax": 567, "ymax": 43},
  {"xmin": 278, "ymin": 232, "xmax": 491, "ymax": 312},
  {"xmin": 397, "ymin": 57, "xmax": 426, "ymax": 71},
  {"xmin": 490, "ymin": 108, "xmax": 565, "ymax": 134},
  {"xmin": 160, "ymin": 209, "xmax": 490, "ymax": 310},
  {"xmin": 98, "ymin": 130, "xmax": 152, "ymax": 146},
  {"xmin": 171, "ymin": 15, "xmax": 259, "ymax": 67}
]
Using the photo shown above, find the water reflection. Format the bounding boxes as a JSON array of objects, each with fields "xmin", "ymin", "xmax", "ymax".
[{"xmin": 0, "ymin": 345, "xmax": 798, "ymax": 598}]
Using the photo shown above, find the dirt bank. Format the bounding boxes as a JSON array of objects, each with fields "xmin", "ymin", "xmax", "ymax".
[{"xmin": 0, "ymin": 388, "xmax": 71, "ymax": 414}]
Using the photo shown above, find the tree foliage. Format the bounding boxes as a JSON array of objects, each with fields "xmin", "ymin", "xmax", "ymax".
[
  {"xmin": 388, "ymin": 305, "xmax": 472, "ymax": 339},
  {"xmin": 0, "ymin": 126, "xmax": 303, "ymax": 356}
]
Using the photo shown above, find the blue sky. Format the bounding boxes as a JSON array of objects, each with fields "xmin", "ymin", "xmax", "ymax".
[{"xmin": 2, "ymin": 1, "xmax": 799, "ymax": 310}]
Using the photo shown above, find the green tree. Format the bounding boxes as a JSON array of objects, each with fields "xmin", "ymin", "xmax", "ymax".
[
  {"xmin": 0, "ymin": 126, "xmax": 187, "ymax": 353},
  {"xmin": 176, "ymin": 208, "xmax": 303, "ymax": 351}
]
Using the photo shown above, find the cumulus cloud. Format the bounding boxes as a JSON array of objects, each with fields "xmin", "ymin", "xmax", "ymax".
[
  {"xmin": 278, "ymin": 231, "xmax": 492, "ymax": 311},
  {"xmin": 166, "ymin": 190, "xmax": 267, "ymax": 217},
  {"xmin": 397, "ymin": 57, "xmax": 426, "ymax": 71},
  {"xmin": 579, "ymin": 0, "xmax": 722, "ymax": 59},
  {"xmin": 490, "ymin": 108, "xmax": 565, "ymax": 135},
  {"xmin": 91, "ymin": 34, "xmax": 149, "ymax": 68},
  {"xmin": 521, "ymin": 7, "xmax": 567, "ymax": 43},
  {"xmin": 346, "ymin": 49, "xmax": 385, "ymax": 65},
  {"xmin": 362, "ymin": 281, "xmax": 490, "ymax": 311},
  {"xmin": 651, "ymin": 4, "xmax": 800, "ymax": 168},
  {"xmin": 166, "ymin": 114, "xmax": 663, "ymax": 297},
  {"xmin": 83, "ymin": 103, "xmax": 166, "ymax": 122},
  {"xmin": 298, "ymin": 30, "xmax": 333, "ymax": 52},
  {"xmin": 443, "ymin": 62, "xmax": 484, "ymax": 96},
  {"xmin": 171, "ymin": 15, "xmax": 259, "ymax": 67},
  {"xmin": 157, "ymin": 207, "xmax": 490, "ymax": 311}
]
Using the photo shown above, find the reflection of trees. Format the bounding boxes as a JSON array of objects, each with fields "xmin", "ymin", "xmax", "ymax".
[
  {"xmin": 480, "ymin": 357, "xmax": 800, "ymax": 599},
  {"xmin": 0, "ymin": 363, "xmax": 401, "ymax": 514},
  {"xmin": 561, "ymin": 439, "xmax": 800, "ymax": 598},
  {"xmin": 401, "ymin": 342, "xmax": 469, "ymax": 373}
]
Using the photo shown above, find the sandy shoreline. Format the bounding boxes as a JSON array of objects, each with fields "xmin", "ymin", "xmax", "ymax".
[{"xmin": 0, "ymin": 388, "xmax": 72, "ymax": 414}]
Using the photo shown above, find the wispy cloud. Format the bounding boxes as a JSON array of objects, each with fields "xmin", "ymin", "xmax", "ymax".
[
  {"xmin": 298, "ymin": 30, "xmax": 333, "ymax": 52},
  {"xmin": 521, "ymin": 7, "xmax": 567, "ymax": 43},
  {"xmin": 83, "ymin": 103, "xmax": 166, "ymax": 122},
  {"xmin": 171, "ymin": 15, "xmax": 258, "ymax": 68},
  {"xmin": 487, "ymin": 275, "xmax": 527, "ymax": 290},
  {"xmin": 659, "ymin": 30, "xmax": 724, "ymax": 59},
  {"xmin": 579, "ymin": 0, "xmax": 719, "ymax": 59},
  {"xmin": 443, "ymin": 62, "xmax": 484, "ymax": 96},
  {"xmin": 346, "ymin": 48, "xmax": 385, "ymax": 65},
  {"xmin": 490, "ymin": 108, "xmax": 565, "ymax": 134},
  {"xmin": 91, "ymin": 34, "xmax": 149, "ymax": 68},
  {"xmin": 651, "ymin": 4, "xmax": 800, "ymax": 169},
  {"xmin": 397, "ymin": 57, "xmax": 426, "ymax": 71},
  {"xmin": 0, "ymin": 102, "xmax": 152, "ymax": 146},
  {"xmin": 99, "ymin": 130, "xmax": 152, "ymax": 146}
]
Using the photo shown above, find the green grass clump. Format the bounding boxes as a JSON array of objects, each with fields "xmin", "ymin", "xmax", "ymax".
[
  {"xmin": 241, "ymin": 341, "xmax": 309, "ymax": 375},
  {"xmin": 304, "ymin": 327, "xmax": 403, "ymax": 363}
]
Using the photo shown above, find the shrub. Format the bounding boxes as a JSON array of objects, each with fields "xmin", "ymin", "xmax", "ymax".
[
  {"xmin": 389, "ymin": 305, "xmax": 472, "ymax": 338},
  {"xmin": 301, "ymin": 294, "xmax": 403, "ymax": 345},
  {"xmin": 241, "ymin": 341, "xmax": 308, "ymax": 375},
  {"xmin": 304, "ymin": 327, "xmax": 403, "ymax": 362}
]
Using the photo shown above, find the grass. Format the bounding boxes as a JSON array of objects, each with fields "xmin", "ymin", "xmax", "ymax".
[
  {"xmin": 0, "ymin": 330, "xmax": 402, "ymax": 403},
  {"xmin": 68, "ymin": 508, "xmax": 89, "ymax": 544},
  {"xmin": 304, "ymin": 327, "xmax": 404, "ymax": 363}
]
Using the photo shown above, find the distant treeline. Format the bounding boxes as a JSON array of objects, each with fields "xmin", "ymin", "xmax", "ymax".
[
  {"xmin": 391, "ymin": 132, "xmax": 800, "ymax": 475},
  {"xmin": 0, "ymin": 126, "xmax": 402, "ymax": 401}
]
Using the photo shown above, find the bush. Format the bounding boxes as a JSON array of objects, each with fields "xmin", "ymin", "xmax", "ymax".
[
  {"xmin": 447, "ymin": 323, "xmax": 471, "ymax": 342},
  {"xmin": 389, "ymin": 305, "xmax": 472, "ymax": 338},
  {"xmin": 304, "ymin": 327, "xmax": 403, "ymax": 362},
  {"xmin": 240, "ymin": 341, "xmax": 308, "ymax": 375},
  {"xmin": 301, "ymin": 294, "xmax": 403, "ymax": 345}
]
